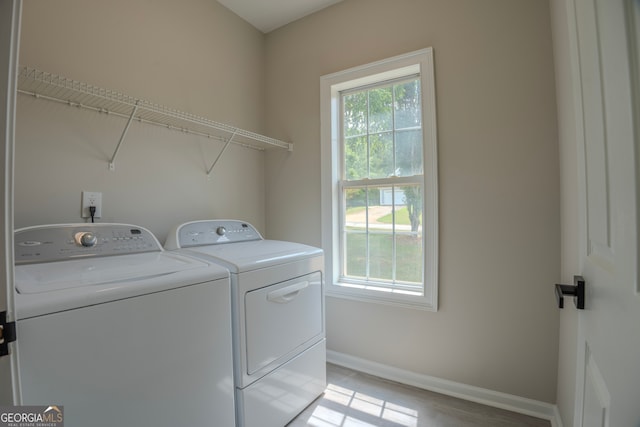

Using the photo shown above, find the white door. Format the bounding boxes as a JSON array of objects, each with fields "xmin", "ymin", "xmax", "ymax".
[
  {"xmin": 571, "ymin": 0, "xmax": 640, "ymax": 425},
  {"xmin": 0, "ymin": 0, "xmax": 20, "ymax": 405}
]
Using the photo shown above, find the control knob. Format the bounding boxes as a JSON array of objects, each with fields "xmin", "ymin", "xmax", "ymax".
[
  {"xmin": 216, "ymin": 226, "xmax": 226, "ymax": 236},
  {"xmin": 76, "ymin": 232, "xmax": 98, "ymax": 247}
]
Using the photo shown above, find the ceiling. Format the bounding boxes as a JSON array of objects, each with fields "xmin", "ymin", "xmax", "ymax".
[{"xmin": 217, "ymin": 0, "xmax": 343, "ymax": 33}]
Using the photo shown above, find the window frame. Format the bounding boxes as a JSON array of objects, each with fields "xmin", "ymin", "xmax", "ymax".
[{"xmin": 320, "ymin": 48, "xmax": 439, "ymax": 311}]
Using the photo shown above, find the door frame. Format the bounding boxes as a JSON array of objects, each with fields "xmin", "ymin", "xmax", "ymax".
[{"xmin": 0, "ymin": 0, "xmax": 20, "ymax": 405}]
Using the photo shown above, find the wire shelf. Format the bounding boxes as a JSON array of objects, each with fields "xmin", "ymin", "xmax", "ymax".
[{"xmin": 17, "ymin": 66, "xmax": 292, "ymax": 173}]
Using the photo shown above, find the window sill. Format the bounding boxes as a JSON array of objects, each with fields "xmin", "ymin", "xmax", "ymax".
[{"xmin": 326, "ymin": 283, "xmax": 437, "ymax": 311}]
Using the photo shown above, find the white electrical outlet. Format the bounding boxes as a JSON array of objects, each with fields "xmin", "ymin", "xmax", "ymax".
[{"xmin": 81, "ymin": 191, "xmax": 102, "ymax": 219}]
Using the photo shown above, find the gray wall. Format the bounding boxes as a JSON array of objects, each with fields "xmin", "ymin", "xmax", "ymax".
[
  {"xmin": 15, "ymin": 0, "xmax": 267, "ymax": 242},
  {"xmin": 264, "ymin": 0, "xmax": 561, "ymax": 403}
]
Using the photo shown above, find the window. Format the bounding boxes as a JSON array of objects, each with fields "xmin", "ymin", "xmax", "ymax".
[{"xmin": 321, "ymin": 49, "xmax": 438, "ymax": 310}]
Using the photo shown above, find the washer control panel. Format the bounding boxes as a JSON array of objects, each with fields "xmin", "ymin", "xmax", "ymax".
[
  {"xmin": 174, "ymin": 220, "xmax": 262, "ymax": 248},
  {"xmin": 15, "ymin": 224, "xmax": 161, "ymax": 264}
]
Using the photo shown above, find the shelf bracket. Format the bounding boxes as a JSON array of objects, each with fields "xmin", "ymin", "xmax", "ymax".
[
  {"xmin": 109, "ymin": 101, "xmax": 140, "ymax": 171},
  {"xmin": 207, "ymin": 130, "xmax": 238, "ymax": 176}
]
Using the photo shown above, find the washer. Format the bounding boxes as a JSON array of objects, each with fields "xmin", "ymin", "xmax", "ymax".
[
  {"xmin": 165, "ymin": 220, "xmax": 326, "ymax": 427},
  {"xmin": 13, "ymin": 223, "xmax": 235, "ymax": 427}
]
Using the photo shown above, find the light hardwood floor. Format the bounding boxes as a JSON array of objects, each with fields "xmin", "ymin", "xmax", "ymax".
[{"xmin": 288, "ymin": 364, "xmax": 551, "ymax": 427}]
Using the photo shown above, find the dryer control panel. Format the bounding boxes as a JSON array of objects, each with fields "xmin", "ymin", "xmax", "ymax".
[
  {"xmin": 167, "ymin": 220, "xmax": 262, "ymax": 249},
  {"xmin": 15, "ymin": 223, "xmax": 161, "ymax": 264}
]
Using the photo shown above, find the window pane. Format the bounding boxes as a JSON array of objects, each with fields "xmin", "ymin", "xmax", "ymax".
[
  {"xmin": 368, "ymin": 86, "xmax": 393, "ymax": 133},
  {"xmin": 394, "ymin": 80, "xmax": 421, "ymax": 130},
  {"xmin": 345, "ymin": 187, "xmax": 367, "ymax": 227},
  {"xmin": 345, "ymin": 136, "xmax": 367, "ymax": 180},
  {"xmin": 395, "ymin": 129, "xmax": 423, "ymax": 176},
  {"xmin": 384, "ymin": 185, "xmax": 423, "ymax": 285},
  {"xmin": 369, "ymin": 232, "xmax": 393, "ymax": 281},
  {"xmin": 365, "ymin": 187, "xmax": 391, "ymax": 281},
  {"xmin": 398, "ymin": 185, "xmax": 423, "ymax": 234},
  {"xmin": 395, "ymin": 185, "xmax": 423, "ymax": 284},
  {"xmin": 395, "ymin": 231, "xmax": 423, "ymax": 284},
  {"xmin": 368, "ymin": 132, "xmax": 393, "ymax": 179},
  {"xmin": 344, "ymin": 188, "xmax": 367, "ymax": 278},
  {"xmin": 343, "ymin": 92, "xmax": 367, "ymax": 137},
  {"xmin": 345, "ymin": 231, "xmax": 366, "ymax": 278},
  {"xmin": 395, "ymin": 184, "xmax": 423, "ymax": 285}
]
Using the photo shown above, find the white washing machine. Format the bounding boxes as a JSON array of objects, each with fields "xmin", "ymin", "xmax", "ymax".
[
  {"xmin": 165, "ymin": 220, "xmax": 326, "ymax": 427},
  {"xmin": 13, "ymin": 223, "xmax": 235, "ymax": 427}
]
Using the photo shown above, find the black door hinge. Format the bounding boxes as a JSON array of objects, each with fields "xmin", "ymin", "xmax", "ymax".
[{"xmin": 0, "ymin": 311, "xmax": 17, "ymax": 357}]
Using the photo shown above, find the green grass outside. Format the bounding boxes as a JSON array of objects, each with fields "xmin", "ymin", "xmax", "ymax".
[
  {"xmin": 345, "ymin": 232, "xmax": 422, "ymax": 283},
  {"xmin": 346, "ymin": 206, "xmax": 366, "ymax": 215},
  {"xmin": 376, "ymin": 207, "xmax": 422, "ymax": 226}
]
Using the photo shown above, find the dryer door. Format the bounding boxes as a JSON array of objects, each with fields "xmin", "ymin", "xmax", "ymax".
[{"xmin": 244, "ymin": 272, "xmax": 323, "ymax": 375}]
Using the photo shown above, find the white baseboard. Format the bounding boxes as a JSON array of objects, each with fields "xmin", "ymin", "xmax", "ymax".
[{"xmin": 327, "ymin": 350, "xmax": 563, "ymax": 427}]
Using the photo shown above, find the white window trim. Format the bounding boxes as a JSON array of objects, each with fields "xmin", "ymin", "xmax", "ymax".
[{"xmin": 320, "ymin": 48, "xmax": 439, "ymax": 311}]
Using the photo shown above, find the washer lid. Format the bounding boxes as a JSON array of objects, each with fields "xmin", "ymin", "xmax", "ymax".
[
  {"xmin": 15, "ymin": 252, "xmax": 218, "ymax": 294},
  {"xmin": 183, "ymin": 239, "xmax": 323, "ymax": 273}
]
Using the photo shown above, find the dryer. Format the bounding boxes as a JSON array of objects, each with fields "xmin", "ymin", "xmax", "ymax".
[
  {"xmin": 165, "ymin": 220, "xmax": 326, "ymax": 427},
  {"xmin": 13, "ymin": 223, "xmax": 235, "ymax": 427}
]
